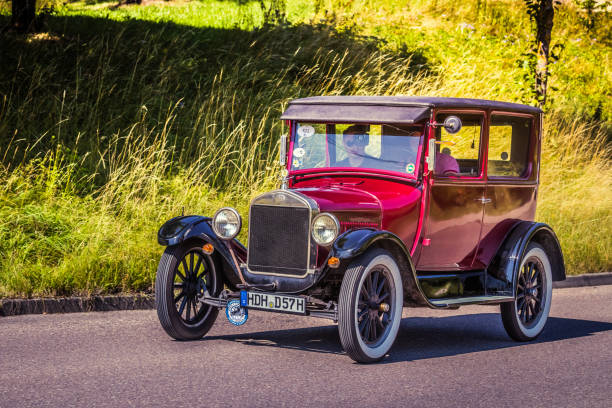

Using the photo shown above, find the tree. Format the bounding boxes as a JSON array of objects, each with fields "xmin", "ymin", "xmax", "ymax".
[
  {"xmin": 259, "ymin": 0, "xmax": 287, "ymax": 25},
  {"xmin": 11, "ymin": 0, "xmax": 37, "ymax": 32},
  {"xmin": 574, "ymin": 0, "xmax": 611, "ymax": 34},
  {"xmin": 523, "ymin": 0, "xmax": 561, "ymax": 107}
]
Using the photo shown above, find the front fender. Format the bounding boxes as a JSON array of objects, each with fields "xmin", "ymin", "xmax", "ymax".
[
  {"xmin": 157, "ymin": 215, "xmax": 243, "ymax": 289},
  {"xmin": 158, "ymin": 215, "xmax": 211, "ymax": 246},
  {"xmin": 330, "ymin": 229, "xmax": 442, "ymax": 308},
  {"xmin": 332, "ymin": 228, "xmax": 407, "ymax": 260}
]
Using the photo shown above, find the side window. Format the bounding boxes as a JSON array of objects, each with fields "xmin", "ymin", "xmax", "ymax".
[
  {"xmin": 435, "ymin": 113, "xmax": 483, "ymax": 177},
  {"xmin": 488, "ymin": 115, "xmax": 532, "ymax": 178}
]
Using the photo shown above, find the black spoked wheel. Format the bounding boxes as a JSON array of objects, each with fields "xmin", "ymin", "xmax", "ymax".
[
  {"xmin": 501, "ymin": 243, "xmax": 552, "ymax": 341},
  {"xmin": 156, "ymin": 240, "xmax": 221, "ymax": 340},
  {"xmin": 173, "ymin": 250, "xmax": 214, "ymax": 324},
  {"xmin": 357, "ymin": 266, "xmax": 395, "ymax": 345},
  {"xmin": 338, "ymin": 249, "xmax": 403, "ymax": 363},
  {"xmin": 516, "ymin": 257, "xmax": 544, "ymax": 325}
]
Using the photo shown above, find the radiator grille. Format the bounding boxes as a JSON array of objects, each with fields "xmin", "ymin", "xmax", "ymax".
[{"xmin": 248, "ymin": 205, "xmax": 311, "ymax": 276}]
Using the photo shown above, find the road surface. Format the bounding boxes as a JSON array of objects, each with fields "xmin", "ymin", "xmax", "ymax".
[{"xmin": 1, "ymin": 286, "xmax": 610, "ymax": 407}]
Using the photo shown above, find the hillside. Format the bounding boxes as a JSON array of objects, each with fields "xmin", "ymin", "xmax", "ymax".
[{"xmin": 0, "ymin": 0, "xmax": 610, "ymax": 297}]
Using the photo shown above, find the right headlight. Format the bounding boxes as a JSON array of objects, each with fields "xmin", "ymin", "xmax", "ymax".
[
  {"xmin": 311, "ymin": 213, "xmax": 340, "ymax": 246},
  {"xmin": 212, "ymin": 207, "xmax": 242, "ymax": 240}
]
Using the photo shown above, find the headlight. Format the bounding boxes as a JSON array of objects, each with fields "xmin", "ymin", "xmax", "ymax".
[
  {"xmin": 311, "ymin": 213, "xmax": 340, "ymax": 246},
  {"xmin": 212, "ymin": 207, "xmax": 242, "ymax": 240}
]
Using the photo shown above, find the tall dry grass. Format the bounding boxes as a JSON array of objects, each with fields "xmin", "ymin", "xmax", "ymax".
[
  {"xmin": 0, "ymin": 1, "xmax": 609, "ymax": 297},
  {"xmin": 538, "ymin": 113, "xmax": 611, "ymax": 273}
]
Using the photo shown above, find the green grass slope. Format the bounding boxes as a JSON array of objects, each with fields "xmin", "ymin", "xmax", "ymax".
[{"xmin": 0, "ymin": 0, "xmax": 610, "ymax": 297}]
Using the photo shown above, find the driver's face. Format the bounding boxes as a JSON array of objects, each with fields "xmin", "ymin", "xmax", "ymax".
[{"xmin": 343, "ymin": 132, "xmax": 365, "ymax": 155}]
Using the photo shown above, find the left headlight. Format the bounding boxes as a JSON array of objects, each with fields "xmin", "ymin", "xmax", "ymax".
[
  {"xmin": 212, "ymin": 207, "xmax": 242, "ymax": 240},
  {"xmin": 311, "ymin": 213, "xmax": 340, "ymax": 246}
]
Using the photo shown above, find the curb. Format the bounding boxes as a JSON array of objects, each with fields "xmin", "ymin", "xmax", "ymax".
[
  {"xmin": 1, "ymin": 273, "xmax": 611, "ymax": 317},
  {"xmin": 552, "ymin": 271, "xmax": 612, "ymax": 289},
  {"xmin": 0, "ymin": 294, "xmax": 154, "ymax": 317}
]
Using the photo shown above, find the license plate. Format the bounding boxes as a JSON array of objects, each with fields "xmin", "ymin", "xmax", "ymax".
[{"xmin": 240, "ymin": 291, "xmax": 306, "ymax": 315}]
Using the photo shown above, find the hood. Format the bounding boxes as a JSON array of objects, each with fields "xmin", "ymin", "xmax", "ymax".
[
  {"xmin": 294, "ymin": 185, "xmax": 382, "ymax": 229},
  {"xmin": 292, "ymin": 180, "xmax": 422, "ymax": 232},
  {"xmin": 294, "ymin": 186, "xmax": 381, "ymax": 213}
]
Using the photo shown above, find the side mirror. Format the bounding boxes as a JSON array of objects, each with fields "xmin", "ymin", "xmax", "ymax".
[
  {"xmin": 443, "ymin": 116, "xmax": 462, "ymax": 134},
  {"xmin": 279, "ymin": 134, "xmax": 287, "ymax": 166}
]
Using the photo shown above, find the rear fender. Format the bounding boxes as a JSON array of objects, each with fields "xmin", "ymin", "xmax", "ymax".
[
  {"xmin": 486, "ymin": 222, "xmax": 566, "ymax": 297},
  {"xmin": 331, "ymin": 229, "xmax": 441, "ymax": 308},
  {"xmin": 157, "ymin": 216, "xmax": 243, "ymax": 289}
]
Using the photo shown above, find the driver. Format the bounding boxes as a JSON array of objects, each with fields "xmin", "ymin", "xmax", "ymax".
[{"xmin": 336, "ymin": 124, "xmax": 379, "ymax": 168}]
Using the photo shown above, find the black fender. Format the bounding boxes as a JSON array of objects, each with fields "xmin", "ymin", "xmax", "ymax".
[
  {"xmin": 157, "ymin": 215, "xmax": 243, "ymax": 289},
  {"xmin": 158, "ymin": 215, "xmax": 211, "ymax": 246},
  {"xmin": 486, "ymin": 222, "xmax": 566, "ymax": 297},
  {"xmin": 330, "ymin": 228, "xmax": 442, "ymax": 308}
]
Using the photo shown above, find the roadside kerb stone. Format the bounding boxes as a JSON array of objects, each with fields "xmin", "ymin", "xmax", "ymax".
[
  {"xmin": 552, "ymin": 271, "xmax": 612, "ymax": 289},
  {"xmin": 0, "ymin": 294, "xmax": 155, "ymax": 317},
  {"xmin": 1, "ymin": 272, "xmax": 611, "ymax": 317}
]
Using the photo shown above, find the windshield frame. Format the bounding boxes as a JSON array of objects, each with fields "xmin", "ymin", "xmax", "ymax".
[{"xmin": 286, "ymin": 120, "xmax": 426, "ymax": 182}]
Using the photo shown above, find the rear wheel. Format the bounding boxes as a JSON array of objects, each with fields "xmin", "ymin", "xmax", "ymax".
[
  {"xmin": 338, "ymin": 249, "xmax": 403, "ymax": 363},
  {"xmin": 501, "ymin": 243, "xmax": 553, "ymax": 341},
  {"xmin": 156, "ymin": 240, "xmax": 221, "ymax": 340}
]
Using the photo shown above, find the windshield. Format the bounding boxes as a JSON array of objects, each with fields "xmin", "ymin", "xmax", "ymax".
[{"xmin": 290, "ymin": 122, "xmax": 423, "ymax": 176}]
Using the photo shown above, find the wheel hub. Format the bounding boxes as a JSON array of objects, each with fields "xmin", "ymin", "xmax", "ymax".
[{"xmin": 184, "ymin": 281, "xmax": 196, "ymax": 295}]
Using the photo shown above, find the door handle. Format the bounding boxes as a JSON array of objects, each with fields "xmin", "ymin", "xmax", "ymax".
[{"xmin": 475, "ymin": 197, "xmax": 492, "ymax": 204}]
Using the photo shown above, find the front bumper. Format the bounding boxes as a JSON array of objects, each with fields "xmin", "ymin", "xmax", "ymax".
[{"xmin": 199, "ymin": 289, "xmax": 338, "ymax": 321}]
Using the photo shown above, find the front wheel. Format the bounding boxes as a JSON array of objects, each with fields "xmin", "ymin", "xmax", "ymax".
[
  {"xmin": 338, "ymin": 249, "xmax": 404, "ymax": 363},
  {"xmin": 156, "ymin": 240, "xmax": 221, "ymax": 340},
  {"xmin": 501, "ymin": 243, "xmax": 553, "ymax": 341}
]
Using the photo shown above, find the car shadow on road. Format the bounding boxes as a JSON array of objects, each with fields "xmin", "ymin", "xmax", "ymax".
[{"xmin": 205, "ymin": 313, "xmax": 612, "ymax": 363}]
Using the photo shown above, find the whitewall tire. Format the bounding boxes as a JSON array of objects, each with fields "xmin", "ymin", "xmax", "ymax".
[
  {"xmin": 501, "ymin": 243, "xmax": 553, "ymax": 341},
  {"xmin": 338, "ymin": 249, "xmax": 404, "ymax": 363}
]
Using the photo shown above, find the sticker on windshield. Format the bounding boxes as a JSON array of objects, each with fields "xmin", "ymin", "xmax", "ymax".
[
  {"xmin": 406, "ymin": 163, "xmax": 415, "ymax": 173},
  {"xmin": 293, "ymin": 147, "xmax": 305, "ymax": 158},
  {"xmin": 293, "ymin": 159, "xmax": 302, "ymax": 168},
  {"xmin": 297, "ymin": 125, "xmax": 315, "ymax": 138}
]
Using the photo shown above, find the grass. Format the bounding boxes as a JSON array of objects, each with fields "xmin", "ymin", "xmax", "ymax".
[{"xmin": 0, "ymin": 0, "xmax": 610, "ymax": 297}]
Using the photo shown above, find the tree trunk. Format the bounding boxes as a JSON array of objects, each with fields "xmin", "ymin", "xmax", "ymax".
[
  {"xmin": 11, "ymin": 0, "xmax": 37, "ymax": 32},
  {"xmin": 534, "ymin": 0, "xmax": 555, "ymax": 107}
]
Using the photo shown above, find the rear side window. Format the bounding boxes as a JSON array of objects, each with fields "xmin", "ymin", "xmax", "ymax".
[
  {"xmin": 488, "ymin": 115, "xmax": 532, "ymax": 178},
  {"xmin": 435, "ymin": 113, "xmax": 483, "ymax": 177}
]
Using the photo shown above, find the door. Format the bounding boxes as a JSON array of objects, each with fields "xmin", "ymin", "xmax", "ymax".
[
  {"xmin": 417, "ymin": 111, "xmax": 486, "ymax": 271},
  {"xmin": 474, "ymin": 112, "xmax": 539, "ymax": 270}
]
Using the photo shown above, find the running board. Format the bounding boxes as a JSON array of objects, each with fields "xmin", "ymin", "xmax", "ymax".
[{"xmin": 429, "ymin": 295, "xmax": 514, "ymax": 307}]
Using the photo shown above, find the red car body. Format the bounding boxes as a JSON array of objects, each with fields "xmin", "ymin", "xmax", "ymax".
[
  {"xmin": 281, "ymin": 97, "xmax": 552, "ymax": 274},
  {"xmin": 156, "ymin": 96, "xmax": 566, "ymax": 362}
]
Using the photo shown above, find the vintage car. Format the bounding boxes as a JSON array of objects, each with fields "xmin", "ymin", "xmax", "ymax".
[{"xmin": 155, "ymin": 96, "xmax": 566, "ymax": 363}]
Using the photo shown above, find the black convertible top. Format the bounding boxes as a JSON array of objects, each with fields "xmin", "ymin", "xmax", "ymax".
[{"xmin": 280, "ymin": 96, "xmax": 541, "ymax": 124}]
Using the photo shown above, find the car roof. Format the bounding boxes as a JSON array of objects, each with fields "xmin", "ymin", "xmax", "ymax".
[{"xmin": 280, "ymin": 96, "xmax": 541, "ymax": 123}]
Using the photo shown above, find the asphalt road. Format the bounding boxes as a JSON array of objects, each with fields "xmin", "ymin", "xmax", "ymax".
[{"xmin": 1, "ymin": 286, "xmax": 611, "ymax": 408}]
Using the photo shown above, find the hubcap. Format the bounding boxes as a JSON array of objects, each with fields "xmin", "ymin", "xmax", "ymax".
[{"xmin": 357, "ymin": 267, "xmax": 395, "ymax": 346}]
